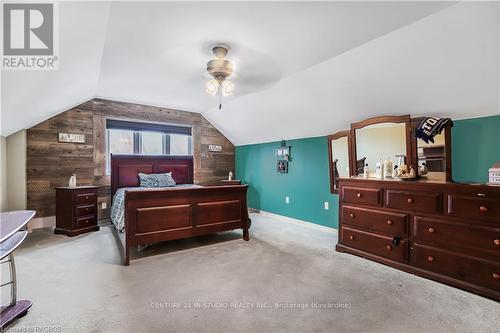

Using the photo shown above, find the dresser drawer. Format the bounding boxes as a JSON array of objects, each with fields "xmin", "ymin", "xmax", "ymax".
[
  {"xmin": 342, "ymin": 206, "xmax": 408, "ymax": 236},
  {"xmin": 75, "ymin": 215, "xmax": 96, "ymax": 228},
  {"xmin": 341, "ymin": 226, "xmax": 408, "ymax": 263},
  {"xmin": 448, "ymin": 194, "xmax": 500, "ymax": 222},
  {"xmin": 412, "ymin": 244, "xmax": 500, "ymax": 291},
  {"xmin": 341, "ymin": 186, "xmax": 382, "ymax": 207},
  {"xmin": 414, "ymin": 216, "xmax": 500, "ymax": 255},
  {"xmin": 75, "ymin": 192, "xmax": 96, "ymax": 204},
  {"xmin": 75, "ymin": 204, "xmax": 96, "ymax": 217},
  {"xmin": 386, "ymin": 189, "xmax": 442, "ymax": 214}
]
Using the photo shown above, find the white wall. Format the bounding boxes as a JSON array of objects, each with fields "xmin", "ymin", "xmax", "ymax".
[
  {"xmin": 0, "ymin": 137, "xmax": 7, "ymax": 211},
  {"xmin": 6, "ymin": 130, "xmax": 27, "ymax": 211}
]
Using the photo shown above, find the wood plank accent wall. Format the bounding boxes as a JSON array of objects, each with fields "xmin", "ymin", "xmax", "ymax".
[{"xmin": 27, "ymin": 98, "xmax": 235, "ymax": 220}]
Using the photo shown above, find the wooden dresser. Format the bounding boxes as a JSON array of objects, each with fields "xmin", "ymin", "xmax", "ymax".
[
  {"xmin": 337, "ymin": 178, "xmax": 500, "ymax": 300},
  {"xmin": 55, "ymin": 186, "xmax": 100, "ymax": 237}
]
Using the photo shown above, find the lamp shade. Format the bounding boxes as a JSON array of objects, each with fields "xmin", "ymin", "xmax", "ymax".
[
  {"xmin": 221, "ymin": 80, "xmax": 235, "ymax": 96},
  {"xmin": 206, "ymin": 79, "xmax": 219, "ymax": 95}
]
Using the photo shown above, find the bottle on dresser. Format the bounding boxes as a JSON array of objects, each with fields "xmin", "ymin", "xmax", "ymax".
[{"xmin": 375, "ymin": 159, "xmax": 383, "ymax": 179}]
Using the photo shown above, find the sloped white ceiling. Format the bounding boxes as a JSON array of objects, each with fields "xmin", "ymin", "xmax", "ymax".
[
  {"xmin": 207, "ymin": 1, "xmax": 500, "ymax": 145},
  {"xmin": 1, "ymin": 2, "xmax": 111, "ymax": 136},
  {"xmin": 2, "ymin": 1, "xmax": 499, "ymax": 145}
]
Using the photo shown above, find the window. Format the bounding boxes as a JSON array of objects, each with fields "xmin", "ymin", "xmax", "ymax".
[{"xmin": 106, "ymin": 120, "xmax": 192, "ymax": 174}]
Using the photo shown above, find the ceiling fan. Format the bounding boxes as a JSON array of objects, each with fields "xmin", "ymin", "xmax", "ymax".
[{"xmin": 205, "ymin": 45, "xmax": 235, "ymax": 109}]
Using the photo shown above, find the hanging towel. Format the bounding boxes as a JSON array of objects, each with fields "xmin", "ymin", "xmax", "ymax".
[{"xmin": 416, "ymin": 117, "xmax": 452, "ymax": 144}]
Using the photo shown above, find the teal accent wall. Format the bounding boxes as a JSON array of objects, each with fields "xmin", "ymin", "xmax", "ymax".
[
  {"xmin": 236, "ymin": 136, "xmax": 338, "ymax": 228},
  {"xmin": 236, "ymin": 115, "xmax": 500, "ymax": 229},
  {"xmin": 452, "ymin": 115, "xmax": 500, "ymax": 183}
]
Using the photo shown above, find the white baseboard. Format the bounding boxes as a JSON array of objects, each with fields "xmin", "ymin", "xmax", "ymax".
[
  {"xmin": 250, "ymin": 209, "xmax": 337, "ymax": 234},
  {"xmin": 28, "ymin": 216, "xmax": 55, "ymax": 230}
]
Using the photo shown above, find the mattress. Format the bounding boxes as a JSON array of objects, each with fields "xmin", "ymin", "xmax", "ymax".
[{"xmin": 110, "ymin": 184, "xmax": 201, "ymax": 232}]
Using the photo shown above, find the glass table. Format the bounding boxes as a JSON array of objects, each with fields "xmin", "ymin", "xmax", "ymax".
[{"xmin": 0, "ymin": 210, "xmax": 35, "ymax": 330}]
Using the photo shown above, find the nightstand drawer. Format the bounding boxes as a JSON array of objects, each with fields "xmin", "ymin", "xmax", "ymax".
[
  {"xmin": 76, "ymin": 192, "xmax": 96, "ymax": 204},
  {"xmin": 75, "ymin": 204, "xmax": 96, "ymax": 217},
  {"xmin": 76, "ymin": 215, "xmax": 96, "ymax": 228},
  {"xmin": 386, "ymin": 189, "xmax": 442, "ymax": 214}
]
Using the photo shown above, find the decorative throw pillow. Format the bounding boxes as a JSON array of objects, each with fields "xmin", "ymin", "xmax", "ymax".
[{"xmin": 138, "ymin": 172, "xmax": 176, "ymax": 187}]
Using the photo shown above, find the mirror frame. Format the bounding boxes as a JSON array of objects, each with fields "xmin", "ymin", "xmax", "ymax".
[
  {"xmin": 410, "ymin": 117, "xmax": 453, "ymax": 181},
  {"xmin": 350, "ymin": 115, "xmax": 413, "ymax": 177},
  {"xmin": 327, "ymin": 130, "xmax": 352, "ymax": 194}
]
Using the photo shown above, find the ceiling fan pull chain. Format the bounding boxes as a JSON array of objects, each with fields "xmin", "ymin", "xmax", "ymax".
[{"xmin": 219, "ymin": 87, "xmax": 222, "ymax": 109}]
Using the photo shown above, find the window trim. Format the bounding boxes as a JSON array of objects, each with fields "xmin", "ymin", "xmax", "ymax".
[
  {"xmin": 105, "ymin": 119, "xmax": 193, "ymax": 175},
  {"xmin": 106, "ymin": 119, "xmax": 191, "ymax": 136}
]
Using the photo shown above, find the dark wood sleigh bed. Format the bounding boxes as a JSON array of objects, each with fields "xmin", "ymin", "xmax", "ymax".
[{"xmin": 111, "ymin": 155, "xmax": 251, "ymax": 265}]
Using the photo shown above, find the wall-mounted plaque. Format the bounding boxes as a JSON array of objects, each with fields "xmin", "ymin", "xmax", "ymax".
[
  {"xmin": 208, "ymin": 144, "xmax": 223, "ymax": 152},
  {"xmin": 58, "ymin": 133, "xmax": 85, "ymax": 143}
]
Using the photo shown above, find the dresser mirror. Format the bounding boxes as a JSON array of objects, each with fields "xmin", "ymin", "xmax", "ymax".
[
  {"xmin": 327, "ymin": 114, "xmax": 452, "ymax": 189},
  {"xmin": 327, "ymin": 131, "xmax": 352, "ymax": 193},
  {"xmin": 351, "ymin": 115, "xmax": 412, "ymax": 177},
  {"xmin": 412, "ymin": 117, "xmax": 452, "ymax": 181}
]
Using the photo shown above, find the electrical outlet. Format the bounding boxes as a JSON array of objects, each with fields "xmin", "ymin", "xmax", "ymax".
[
  {"xmin": 101, "ymin": 202, "xmax": 107, "ymax": 209},
  {"xmin": 285, "ymin": 196, "xmax": 290, "ymax": 204},
  {"xmin": 324, "ymin": 202, "xmax": 329, "ymax": 210}
]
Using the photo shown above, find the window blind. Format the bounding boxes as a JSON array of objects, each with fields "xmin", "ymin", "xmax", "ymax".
[{"xmin": 106, "ymin": 119, "xmax": 192, "ymax": 136}]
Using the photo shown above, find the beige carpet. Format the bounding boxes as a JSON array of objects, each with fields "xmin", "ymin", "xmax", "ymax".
[{"xmin": 5, "ymin": 213, "xmax": 499, "ymax": 333}]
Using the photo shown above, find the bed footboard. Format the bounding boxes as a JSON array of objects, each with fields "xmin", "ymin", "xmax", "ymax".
[{"xmin": 121, "ymin": 185, "xmax": 250, "ymax": 265}]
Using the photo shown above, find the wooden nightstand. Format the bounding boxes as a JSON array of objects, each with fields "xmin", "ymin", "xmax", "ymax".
[
  {"xmin": 55, "ymin": 186, "xmax": 99, "ymax": 237},
  {"xmin": 221, "ymin": 180, "xmax": 242, "ymax": 185}
]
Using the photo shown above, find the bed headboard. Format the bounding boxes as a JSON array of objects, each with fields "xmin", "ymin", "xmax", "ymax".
[{"xmin": 111, "ymin": 155, "xmax": 194, "ymax": 196}]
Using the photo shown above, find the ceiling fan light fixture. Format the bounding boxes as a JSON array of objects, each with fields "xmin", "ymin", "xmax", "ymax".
[
  {"xmin": 206, "ymin": 78, "xmax": 219, "ymax": 96},
  {"xmin": 221, "ymin": 80, "xmax": 234, "ymax": 97},
  {"xmin": 205, "ymin": 45, "xmax": 235, "ymax": 109}
]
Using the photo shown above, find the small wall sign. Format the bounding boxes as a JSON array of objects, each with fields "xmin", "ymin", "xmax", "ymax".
[
  {"xmin": 58, "ymin": 133, "xmax": 85, "ymax": 143},
  {"xmin": 208, "ymin": 144, "xmax": 223, "ymax": 152}
]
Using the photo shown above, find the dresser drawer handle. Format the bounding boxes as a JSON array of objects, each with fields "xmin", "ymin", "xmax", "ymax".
[
  {"xmin": 428, "ymin": 227, "xmax": 435, "ymax": 233},
  {"xmin": 407, "ymin": 198, "xmax": 414, "ymax": 204},
  {"xmin": 356, "ymin": 193, "xmax": 362, "ymax": 198},
  {"xmin": 386, "ymin": 245, "xmax": 392, "ymax": 251},
  {"xmin": 494, "ymin": 239, "xmax": 500, "ymax": 246},
  {"xmin": 479, "ymin": 205, "xmax": 488, "ymax": 212},
  {"xmin": 493, "ymin": 273, "xmax": 500, "ymax": 279},
  {"xmin": 349, "ymin": 235, "xmax": 355, "ymax": 241},
  {"xmin": 427, "ymin": 256, "xmax": 434, "ymax": 262},
  {"xmin": 387, "ymin": 220, "xmax": 393, "ymax": 225},
  {"xmin": 349, "ymin": 213, "xmax": 355, "ymax": 218}
]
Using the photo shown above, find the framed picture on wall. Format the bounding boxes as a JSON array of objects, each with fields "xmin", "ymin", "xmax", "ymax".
[
  {"xmin": 275, "ymin": 146, "xmax": 291, "ymax": 160},
  {"xmin": 277, "ymin": 160, "xmax": 288, "ymax": 173}
]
